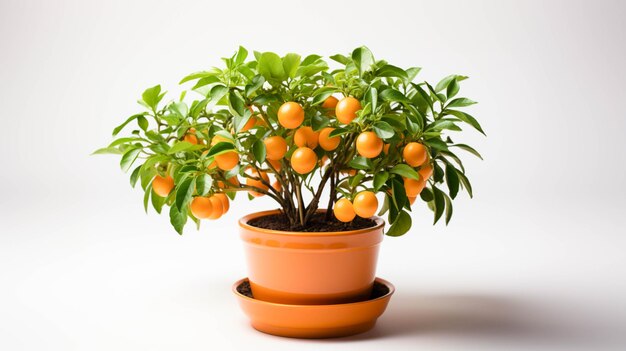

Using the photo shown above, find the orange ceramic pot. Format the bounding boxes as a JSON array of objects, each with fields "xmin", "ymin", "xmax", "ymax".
[{"xmin": 239, "ymin": 210, "xmax": 384, "ymax": 305}]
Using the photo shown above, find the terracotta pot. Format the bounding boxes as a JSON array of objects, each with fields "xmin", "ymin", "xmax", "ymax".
[{"xmin": 239, "ymin": 210, "xmax": 384, "ymax": 305}]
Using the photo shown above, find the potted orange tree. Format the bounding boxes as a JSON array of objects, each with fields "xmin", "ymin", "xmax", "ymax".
[{"xmin": 95, "ymin": 46, "xmax": 483, "ymax": 338}]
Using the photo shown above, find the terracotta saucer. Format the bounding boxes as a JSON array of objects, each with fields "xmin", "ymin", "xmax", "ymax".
[{"xmin": 232, "ymin": 277, "xmax": 395, "ymax": 339}]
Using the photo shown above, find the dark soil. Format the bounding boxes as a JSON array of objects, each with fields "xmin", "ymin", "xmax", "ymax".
[
  {"xmin": 247, "ymin": 212, "xmax": 378, "ymax": 232},
  {"xmin": 237, "ymin": 280, "xmax": 390, "ymax": 301}
]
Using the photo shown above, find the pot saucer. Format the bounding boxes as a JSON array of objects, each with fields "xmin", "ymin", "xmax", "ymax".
[{"xmin": 232, "ymin": 277, "xmax": 395, "ymax": 339}]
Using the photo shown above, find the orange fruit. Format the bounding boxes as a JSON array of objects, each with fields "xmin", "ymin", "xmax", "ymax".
[
  {"xmin": 383, "ymin": 143, "xmax": 390, "ymax": 155},
  {"xmin": 291, "ymin": 147, "xmax": 317, "ymax": 174},
  {"xmin": 240, "ymin": 116, "xmax": 257, "ymax": 132},
  {"xmin": 215, "ymin": 151, "xmax": 239, "ymax": 170},
  {"xmin": 353, "ymin": 191, "xmax": 378, "ymax": 218},
  {"xmin": 341, "ymin": 168, "xmax": 357, "ymax": 176},
  {"xmin": 294, "ymin": 126, "xmax": 319, "ymax": 149},
  {"xmin": 211, "ymin": 134, "xmax": 233, "ymax": 146},
  {"xmin": 334, "ymin": 198, "xmax": 356, "ymax": 222},
  {"xmin": 277, "ymin": 102, "xmax": 304, "ymax": 129},
  {"xmin": 322, "ymin": 96, "xmax": 339, "ymax": 109},
  {"xmin": 183, "ymin": 128, "xmax": 199, "ymax": 144},
  {"xmin": 271, "ymin": 179, "xmax": 282, "ymax": 192},
  {"xmin": 268, "ymin": 159, "xmax": 282, "ymax": 172},
  {"xmin": 264, "ymin": 136, "xmax": 288, "ymax": 160},
  {"xmin": 190, "ymin": 196, "xmax": 213, "ymax": 219},
  {"xmin": 319, "ymin": 155, "xmax": 329, "ymax": 167},
  {"xmin": 207, "ymin": 160, "xmax": 217, "ymax": 170},
  {"xmin": 213, "ymin": 193, "xmax": 230, "ymax": 214},
  {"xmin": 318, "ymin": 127, "xmax": 340, "ymax": 151},
  {"xmin": 335, "ymin": 97, "xmax": 361, "ymax": 124},
  {"xmin": 152, "ymin": 175, "xmax": 174, "ymax": 197},
  {"xmin": 408, "ymin": 196, "xmax": 417, "ymax": 205},
  {"xmin": 208, "ymin": 196, "xmax": 224, "ymax": 219},
  {"xmin": 356, "ymin": 131, "xmax": 383, "ymax": 158},
  {"xmin": 404, "ymin": 177, "xmax": 426, "ymax": 197},
  {"xmin": 418, "ymin": 163, "xmax": 433, "ymax": 181},
  {"xmin": 217, "ymin": 176, "xmax": 240, "ymax": 190},
  {"xmin": 403, "ymin": 142, "xmax": 428, "ymax": 167},
  {"xmin": 246, "ymin": 170, "xmax": 270, "ymax": 197}
]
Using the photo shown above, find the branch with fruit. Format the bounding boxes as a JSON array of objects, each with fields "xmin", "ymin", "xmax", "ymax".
[{"xmin": 94, "ymin": 46, "xmax": 484, "ymax": 235}]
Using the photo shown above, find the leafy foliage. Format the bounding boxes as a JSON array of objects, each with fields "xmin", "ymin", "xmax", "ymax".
[{"xmin": 96, "ymin": 46, "xmax": 483, "ymax": 235}]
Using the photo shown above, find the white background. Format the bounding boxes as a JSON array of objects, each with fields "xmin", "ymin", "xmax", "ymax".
[{"xmin": 1, "ymin": 0, "xmax": 626, "ymax": 350}]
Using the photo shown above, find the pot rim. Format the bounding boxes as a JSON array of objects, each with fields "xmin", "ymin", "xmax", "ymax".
[{"xmin": 239, "ymin": 209, "xmax": 385, "ymax": 237}]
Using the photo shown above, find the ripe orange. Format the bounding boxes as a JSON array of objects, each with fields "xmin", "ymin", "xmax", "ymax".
[
  {"xmin": 240, "ymin": 116, "xmax": 257, "ymax": 132},
  {"xmin": 356, "ymin": 131, "xmax": 383, "ymax": 158},
  {"xmin": 246, "ymin": 170, "xmax": 269, "ymax": 197},
  {"xmin": 294, "ymin": 126, "xmax": 319, "ymax": 149},
  {"xmin": 152, "ymin": 175, "xmax": 174, "ymax": 197},
  {"xmin": 383, "ymin": 143, "xmax": 390, "ymax": 155},
  {"xmin": 318, "ymin": 127, "xmax": 340, "ymax": 151},
  {"xmin": 418, "ymin": 163, "xmax": 433, "ymax": 181},
  {"xmin": 264, "ymin": 136, "xmax": 288, "ymax": 160},
  {"xmin": 217, "ymin": 176, "xmax": 240, "ymax": 190},
  {"xmin": 271, "ymin": 179, "xmax": 282, "ymax": 192},
  {"xmin": 183, "ymin": 128, "xmax": 199, "ymax": 144},
  {"xmin": 215, "ymin": 151, "xmax": 239, "ymax": 170},
  {"xmin": 207, "ymin": 160, "xmax": 217, "ymax": 170},
  {"xmin": 208, "ymin": 196, "xmax": 224, "ymax": 219},
  {"xmin": 403, "ymin": 142, "xmax": 428, "ymax": 167},
  {"xmin": 322, "ymin": 96, "xmax": 339, "ymax": 109},
  {"xmin": 341, "ymin": 168, "xmax": 357, "ymax": 176},
  {"xmin": 353, "ymin": 191, "xmax": 378, "ymax": 218},
  {"xmin": 334, "ymin": 198, "xmax": 356, "ymax": 222},
  {"xmin": 291, "ymin": 147, "xmax": 317, "ymax": 174},
  {"xmin": 408, "ymin": 196, "xmax": 417, "ymax": 205},
  {"xmin": 404, "ymin": 177, "xmax": 426, "ymax": 197},
  {"xmin": 190, "ymin": 196, "xmax": 213, "ymax": 219},
  {"xmin": 268, "ymin": 159, "xmax": 282, "ymax": 172},
  {"xmin": 213, "ymin": 193, "xmax": 230, "ymax": 213},
  {"xmin": 211, "ymin": 134, "xmax": 233, "ymax": 146},
  {"xmin": 335, "ymin": 97, "xmax": 361, "ymax": 124},
  {"xmin": 278, "ymin": 101, "xmax": 304, "ymax": 129}
]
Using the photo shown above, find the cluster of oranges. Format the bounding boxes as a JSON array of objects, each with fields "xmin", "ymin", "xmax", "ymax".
[{"xmin": 151, "ymin": 95, "xmax": 433, "ymax": 223}]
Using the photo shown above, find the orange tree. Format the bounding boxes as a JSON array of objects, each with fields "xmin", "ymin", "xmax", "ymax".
[{"xmin": 94, "ymin": 46, "xmax": 484, "ymax": 235}]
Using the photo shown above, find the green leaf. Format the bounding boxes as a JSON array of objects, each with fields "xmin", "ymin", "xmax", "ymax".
[
  {"xmin": 141, "ymin": 85, "xmax": 164, "ymax": 112},
  {"xmin": 143, "ymin": 184, "xmax": 151, "ymax": 213},
  {"xmin": 380, "ymin": 88, "xmax": 409, "ymax": 103},
  {"xmin": 445, "ymin": 110, "xmax": 485, "ymax": 135},
  {"xmin": 447, "ymin": 78, "xmax": 459, "ymax": 99},
  {"xmin": 456, "ymin": 169, "xmax": 473, "ymax": 198},
  {"xmin": 386, "ymin": 210, "xmax": 412, "ymax": 237},
  {"xmin": 229, "ymin": 90, "xmax": 245, "ymax": 116},
  {"xmin": 206, "ymin": 141, "xmax": 236, "ymax": 158},
  {"xmin": 112, "ymin": 113, "xmax": 145, "ymax": 136},
  {"xmin": 329, "ymin": 128, "xmax": 350, "ymax": 138},
  {"xmin": 447, "ymin": 98, "xmax": 477, "ymax": 108},
  {"xmin": 311, "ymin": 88, "xmax": 335, "ymax": 106},
  {"xmin": 282, "ymin": 53, "xmax": 301, "ymax": 78},
  {"xmin": 405, "ymin": 67, "xmax": 422, "ymax": 82},
  {"xmin": 245, "ymin": 75, "xmax": 265, "ymax": 97},
  {"xmin": 392, "ymin": 178, "xmax": 408, "ymax": 211},
  {"xmin": 179, "ymin": 70, "xmax": 218, "ymax": 84},
  {"xmin": 167, "ymin": 141, "xmax": 199, "ymax": 154},
  {"xmin": 348, "ymin": 156, "xmax": 371, "ymax": 170},
  {"xmin": 435, "ymin": 75, "xmax": 456, "ymax": 93},
  {"xmin": 311, "ymin": 114, "xmax": 330, "ymax": 131},
  {"xmin": 234, "ymin": 108, "xmax": 253, "ymax": 133},
  {"xmin": 373, "ymin": 172, "xmax": 389, "ymax": 191},
  {"xmin": 252, "ymin": 139, "xmax": 266, "ymax": 163},
  {"xmin": 175, "ymin": 177, "xmax": 195, "ymax": 211},
  {"xmin": 257, "ymin": 52, "xmax": 285, "ymax": 81},
  {"xmin": 451, "ymin": 143, "xmax": 483, "ymax": 159},
  {"xmin": 329, "ymin": 54, "xmax": 350, "ymax": 65},
  {"xmin": 443, "ymin": 192, "xmax": 453, "ymax": 225},
  {"xmin": 390, "ymin": 164, "xmax": 419, "ymax": 180},
  {"xmin": 120, "ymin": 147, "xmax": 141, "ymax": 172},
  {"xmin": 420, "ymin": 187, "xmax": 434, "ymax": 202},
  {"xmin": 169, "ymin": 102, "xmax": 188, "ymax": 118},
  {"xmin": 234, "ymin": 46, "xmax": 248, "ymax": 65},
  {"xmin": 376, "ymin": 64, "xmax": 408, "ymax": 80},
  {"xmin": 368, "ymin": 87, "xmax": 378, "ymax": 112},
  {"xmin": 351, "ymin": 46, "xmax": 375, "ymax": 76},
  {"xmin": 195, "ymin": 174, "xmax": 213, "ymax": 196},
  {"xmin": 445, "ymin": 164, "xmax": 460, "ymax": 199},
  {"xmin": 169, "ymin": 204, "xmax": 187, "ymax": 235},
  {"xmin": 373, "ymin": 121, "xmax": 395, "ymax": 139},
  {"xmin": 91, "ymin": 146, "xmax": 122, "ymax": 155},
  {"xmin": 209, "ymin": 85, "xmax": 229, "ymax": 104},
  {"xmin": 432, "ymin": 186, "xmax": 445, "ymax": 224},
  {"xmin": 130, "ymin": 165, "xmax": 141, "ymax": 187}
]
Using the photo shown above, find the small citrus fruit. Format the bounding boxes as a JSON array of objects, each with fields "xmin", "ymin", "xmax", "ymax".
[
  {"xmin": 404, "ymin": 177, "xmax": 426, "ymax": 197},
  {"xmin": 291, "ymin": 147, "xmax": 317, "ymax": 174},
  {"xmin": 356, "ymin": 131, "xmax": 383, "ymax": 158},
  {"xmin": 294, "ymin": 126, "xmax": 319, "ymax": 149},
  {"xmin": 152, "ymin": 175, "xmax": 174, "ymax": 197},
  {"xmin": 190, "ymin": 196, "xmax": 213, "ymax": 219},
  {"xmin": 353, "ymin": 191, "xmax": 378, "ymax": 218},
  {"xmin": 335, "ymin": 97, "xmax": 361, "ymax": 124},
  {"xmin": 246, "ymin": 170, "xmax": 270, "ymax": 197},
  {"xmin": 264, "ymin": 136, "xmax": 288, "ymax": 160},
  {"xmin": 418, "ymin": 163, "xmax": 433, "ymax": 181},
  {"xmin": 403, "ymin": 142, "xmax": 428, "ymax": 167},
  {"xmin": 318, "ymin": 127, "xmax": 340, "ymax": 151},
  {"xmin": 213, "ymin": 193, "xmax": 230, "ymax": 214},
  {"xmin": 334, "ymin": 198, "xmax": 356, "ymax": 222},
  {"xmin": 322, "ymin": 96, "xmax": 339, "ymax": 109},
  {"xmin": 207, "ymin": 196, "xmax": 224, "ymax": 219},
  {"xmin": 277, "ymin": 102, "xmax": 304, "ymax": 129},
  {"xmin": 215, "ymin": 151, "xmax": 239, "ymax": 170}
]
